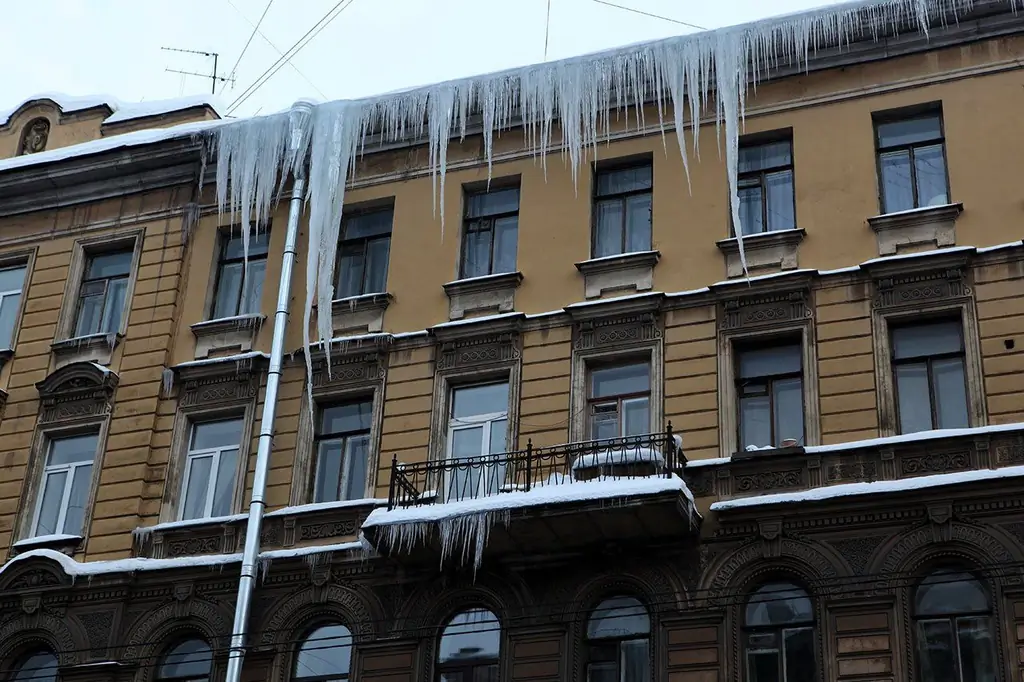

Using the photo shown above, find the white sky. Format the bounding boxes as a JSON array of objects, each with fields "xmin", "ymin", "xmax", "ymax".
[{"xmin": 3, "ymin": 0, "xmax": 847, "ymax": 119}]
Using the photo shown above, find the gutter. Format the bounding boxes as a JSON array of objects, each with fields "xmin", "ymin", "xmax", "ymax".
[{"xmin": 223, "ymin": 101, "xmax": 312, "ymax": 682}]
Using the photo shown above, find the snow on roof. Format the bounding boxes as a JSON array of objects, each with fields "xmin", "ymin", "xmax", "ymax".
[
  {"xmin": 711, "ymin": 464, "xmax": 1024, "ymax": 510},
  {"xmin": 0, "ymin": 92, "xmax": 223, "ymax": 127}
]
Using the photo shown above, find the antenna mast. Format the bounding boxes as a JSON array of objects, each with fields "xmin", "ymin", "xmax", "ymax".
[{"xmin": 161, "ymin": 46, "xmax": 233, "ymax": 94}]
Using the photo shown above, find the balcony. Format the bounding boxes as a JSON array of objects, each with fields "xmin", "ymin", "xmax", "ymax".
[{"xmin": 363, "ymin": 428, "xmax": 699, "ymax": 568}]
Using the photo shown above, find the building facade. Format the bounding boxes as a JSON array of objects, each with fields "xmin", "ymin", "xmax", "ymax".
[{"xmin": 0, "ymin": 3, "xmax": 1024, "ymax": 682}]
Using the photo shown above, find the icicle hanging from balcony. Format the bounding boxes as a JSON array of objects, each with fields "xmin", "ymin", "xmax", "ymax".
[{"xmin": 210, "ymin": 0, "xmax": 1008, "ymax": 360}]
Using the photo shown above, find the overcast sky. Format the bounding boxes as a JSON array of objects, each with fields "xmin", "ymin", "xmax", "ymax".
[{"xmin": 3, "ymin": 0, "xmax": 846, "ymax": 119}]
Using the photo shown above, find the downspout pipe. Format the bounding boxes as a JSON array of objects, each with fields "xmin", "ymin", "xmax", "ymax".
[{"xmin": 225, "ymin": 100, "xmax": 312, "ymax": 682}]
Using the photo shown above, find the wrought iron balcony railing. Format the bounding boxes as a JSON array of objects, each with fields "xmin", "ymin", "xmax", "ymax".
[{"xmin": 387, "ymin": 425, "xmax": 685, "ymax": 510}]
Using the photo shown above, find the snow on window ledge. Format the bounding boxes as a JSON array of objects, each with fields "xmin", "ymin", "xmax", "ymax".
[
  {"xmin": 328, "ymin": 292, "xmax": 393, "ymax": 336},
  {"xmin": 12, "ymin": 533, "xmax": 83, "ymax": 554},
  {"xmin": 716, "ymin": 228, "xmax": 805, "ymax": 279},
  {"xmin": 443, "ymin": 271, "xmax": 523, "ymax": 321},
  {"xmin": 574, "ymin": 251, "xmax": 660, "ymax": 300},
  {"xmin": 190, "ymin": 314, "xmax": 266, "ymax": 359},
  {"xmin": 868, "ymin": 202, "xmax": 962, "ymax": 256}
]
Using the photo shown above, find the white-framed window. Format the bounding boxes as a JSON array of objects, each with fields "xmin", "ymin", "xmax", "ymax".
[
  {"xmin": 32, "ymin": 433, "xmax": 98, "ymax": 537},
  {"xmin": 445, "ymin": 382, "xmax": 509, "ymax": 501},
  {"xmin": 588, "ymin": 362, "xmax": 651, "ymax": 440},
  {"xmin": 180, "ymin": 418, "xmax": 243, "ymax": 520},
  {"xmin": 0, "ymin": 264, "xmax": 27, "ymax": 349},
  {"xmin": 314, "ymin": 400, "xmax": 372, "ymax": 503}
]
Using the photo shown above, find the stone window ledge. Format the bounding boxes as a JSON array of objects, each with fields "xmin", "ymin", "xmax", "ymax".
[
  {"xmin": 190, "ymin": 313, "xmax": 265, "ymax": 359},
  {"xmin": 868, "ymin": 202, "xmax": 963, "ymax": 256},
  {"xmin": 716, "ymin": 228, "xmax": 805, "ymax": 279},
  {"xmin": 51, "ymin": 332, "xmax": 122, "ymax": 368},
  {"xmin": 11, "ymin": 533, "xmax": 83, "ymax": 557},
  {"xmin": 442, "ymin": 271, "xmax": 523, "ymax": 320},
  {"xmin": 329, "ymin": 292, "xmax": 392, "ymax": 335},
  {"xmin": 575, "ymin": 250, "xmax": 660, "ymax": 300}
]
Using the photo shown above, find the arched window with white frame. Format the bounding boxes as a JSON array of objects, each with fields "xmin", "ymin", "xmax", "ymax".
[
  {"xmin": 437, "ymin": 608, "xmax": 501, "ymax": 681},
  {"xmin": 743, "ymin": 581, "xmax": 815, "ymax": 682},
  {"xmin": 585, "ymin": 596, "xmax": 650, "ymax": 682},
  {"xmin": 914, "ymin": 567, "xmax": 997, "ymax": 682}
]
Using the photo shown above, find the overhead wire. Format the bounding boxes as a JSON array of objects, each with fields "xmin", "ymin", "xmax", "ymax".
[
  {"xmin": 590, "ymin": 0, "xmax": 707, "ymax": 30},
  {"xmin": 227, "ymin": 0, "xmax": 275, "ymax": 80},
  {"xmin": 227, "ymin": 0, "xmax": 360, "ymax": 115},
  {"xmin": 544, "ymin": 0, "xmax": 554, "ymax": 60}
]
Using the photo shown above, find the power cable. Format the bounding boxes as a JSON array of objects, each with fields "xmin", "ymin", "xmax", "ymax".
[
  {"xmin": 544, "ymin": 0, "xmax": 554, "ymax": 60},
  {"xmin": 590, "ymin": 0, "xmax": 707, "ymax": 30},
  {"xmin": 224, "ymin": 0, "xmax": 329, "ymax": 100},
  {"xmin": 227, "ymin": 0, "xmax": 359, "ymax": 115},
  {"xmin": 227, "ymin": 0, "xmax": 275, "ymax": 80}
]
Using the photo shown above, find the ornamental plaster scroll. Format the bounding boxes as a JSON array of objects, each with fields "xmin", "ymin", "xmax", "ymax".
[
  {"xmin": 122, "ymin": 598, "xmax": 230, "ymax": 678},
  {"xmin": 260, "ymin": 583, "xmax": 380, "ymax": 648},
  {"xmin": 0, "ymin": 612, "xmax": 80, "ymax": 666}
]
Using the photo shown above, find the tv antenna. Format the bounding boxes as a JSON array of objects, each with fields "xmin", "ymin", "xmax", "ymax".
[{"xmin": 161, "ymin": 46, "xmax": 234, "ymax": 94}]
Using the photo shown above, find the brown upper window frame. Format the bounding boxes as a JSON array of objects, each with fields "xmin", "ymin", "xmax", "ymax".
[
  {"xmin": 734, "ymin": 337, "xmax": 805, "ymax": 449},
  {"xmin": 889, "ymin": 316, "xmax": 969, "ymax": 434},
  {"xmin": 735, "ymin": 130, "xmax": 796, "ymax": 236},
  {"xmin": 872, "ymin": 103, "xmax": 950, "ymax": 214},
  {"xmin": 591, "ymin": 157, "xmax": 654, "ymax": 258}
]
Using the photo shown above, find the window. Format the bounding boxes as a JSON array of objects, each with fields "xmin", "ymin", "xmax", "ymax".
[
  {"xmin": 336, "ymin": 208, "xmax": 392, "ymax": 298},
  {"xmin": 586, "ymin": 596, "xmax": 650, "ymax": 682},
  {"xmin": 31, "ymin": 433, "xmax": 97, "ymax": 538},
  {"xmin": 461, "ymin": 186, "xmax": 519, "ymax": 278},
  {"xmin": 736, "ymin": 342, "xmax": 804, "ymax": 449},
  {"xmin": 891, "ymin": 320, "xmax": 969, "ymax": 434},
  {"xmin": 588, "ymin": 363, "xmax": 650, "ymax": 441},
  {"xmin": 738, "ymin": 139, "xmax": 795, "ymax": 235},
  {"xmin": 180, "ymin": 418, "xmax": 243, "ymax": 520},
  {"xmin": 74, "ymin": 249, "xmax": 132, "ymax": 337},
  {"xmin": 445, "ymin": 383, "xmax": 509, "ymax": 501},
  {"xmin": 11, "ymin": 650, "xmax": 57, "ymax": 682},
  {"xmin": 295, "ymin": 624, "xmax": 353, "ymax": 681},
  {"xmin": 744, "ymin": 582, "xmax": 815, "ymax": 682},
  {"xmin": 211, "ymin": 230, "xmax": 268, "ymax": 319},
  {"xmin": 0, "ymin": 264, "xmax": 26, "ymax": 349},
  {"xmin": 593, "ymin": 163, "xmax": 652, "ymax": 258},
  {"xmin": 156, "ymin": 639, "xmax": 212, "ymax": 682},
  {"xmin": 437, "ymin": 609, "xmax": 500, "ymax": 682},
  {"xmin": 875, "ymin": 110, "xmax": 949, "ymax": 213},
  {"xmin": 314, "ymin": 401, "xmax": 371, "ymax": 503},
  {"xmin": 914, "ymin": 568, "xmax": 996, "ymax": 682}
]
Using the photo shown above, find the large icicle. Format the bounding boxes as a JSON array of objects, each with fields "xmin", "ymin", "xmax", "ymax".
[{"xmin": 210, "ymin": 0, "xmax": 1012, "ymax": 360}]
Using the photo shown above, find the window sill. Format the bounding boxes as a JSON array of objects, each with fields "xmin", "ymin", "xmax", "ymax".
[
  {"xmin": 442, "ymin": 271, "xmax": 523, "ymax": 320},
  {"xmin": 330, "ymin": 292, "xmax": 392, "ymax": 335},
  {"xmin": 732, "ymin": 445, "xmax": 805, "ymax": 462},
  {"xmin": 51, "ymin": 332, "xmax": 122, "ymax": 368},
  {"xmin": 190, "ymin": 313, "xmax": 265, "ymax": 359},
  {"xmin": 716, "ymin": 228, "xmax": 805, "ymax": 279},
  {"xmin": 574, "ymin": 250, "xmax": 660, "ymax": 300},
  {"xmin": 11, "ymin": 533, "xmax": 83, "ymax": 557},
  {"xmin": 868, "ymin": 202, "xmax": 962, "ymax": 256}
]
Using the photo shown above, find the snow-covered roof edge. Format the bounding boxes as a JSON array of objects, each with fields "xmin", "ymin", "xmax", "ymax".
[{"xmin": 0, "ymin": 92, "xmax": 223, "ymax": 127}]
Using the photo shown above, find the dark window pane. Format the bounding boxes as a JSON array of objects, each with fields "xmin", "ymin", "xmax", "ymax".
[
  {"xmin": 896, "ymin": 362, "xmax": 932, "ymax": 434},
  {"xmin": 739, "ymin": 395, "xmax": 771, "ymax": 449},
  {"xmin": 223, "ymin": 231, "xmax": 270, "ymax": 259},
  {"xmin": 363, "ymin": 236, "xmax": 390, "ymax": 293},
  {"xmin": 587, "ymin": 597, "xmax": 650, "ymax": 638},
  {"xmin": 773, "ymin": 376, "xmax": 804, "ymax": 446},
  {"xmin": 914, "ymin": 143, "xmax": 949, "ymax": 207},
  {"xmin": 344, "ymin": 434, "xmax": 370, "ymax": 500},
  {"xmin": 877, "ymin": 115, "xmax": 942, "ymax": 148},
  {"xmin": 738, "ymin": 186, "xmax": 764, "ymax": 236},
  {"xmin": 765, "ymin": 170, "xmax": 796, "ymax": 231},
  {"xmin": 12, "ymin": 651, "xmax": 58, "ymax": 682},
  {"xmin": 892, "ymin": 321, "xmax": 962, "ymax": 359},
  {"xmin": 35, "ymin": 470, "xmax": 67, "ymax": 536},
  {"xmin": 439, "ymin": 609, "xmax": 501, "ymax": 663},
  {"xmin": 63, "ymin": 463, "xmax": 93, "ymax": 536},
  {"xmin": 0, "ymin": 265, "xmax": 26, "ymax": 292},
  {"xmin": 747, "ymin": 650, "xmax": 779, "ymax": 682},
  {"xmin": 343, "ymin": 210, "xmax": 393, "ymax": 239},
  {"xmin": 336, "ymin": 247, "xmax": 365, "ymax": 298},
  {"xmin": 321, "ymin": 401, "xmax": 372, "ymax": 434},
  {"xmin": 462, "ymin": 228, "xmax": 492, "ymax": 278},
  {"xmin": 492, "ymin": 217, "xmax": 518, "ymax": 273},
  {"xmin": 783, "ymin": 627, "xmax": 816, "ymax": 682},
  {"xmin": 452, "ymin": 383, "xmax": 508, "ymax": 418},
  {"xmin": 916, "ymin": 570, "xmax": 989, "ymax": 616},
  {"xmin": 239, "ymin": 259, "xmax": 266, "ymax": 315},
  {"xmin": 467, "ymin": 188, "xmax": 520, "ymax": 217},
  {"xmin": 0, "ymin": 290, "xmax": 21, "ymax": 348},
  {"xmin": 191, "ymin": 419, "xmax": 243, "ymax": 451},
  {"xmin": 75, "ymin": 292, "xmax": 104, "ymax": 336},
  {"xmin": 594, "ymin": 199, "xmax": 624, "ymax": 257},
  {"xmin": 880, "ymin": 149, "xmax": 914, "ymax": 213},
  {"xmin": 745, "ymin": 583, "xmax": 813, "ymax": 627},
  {"xmin": 932, "ymin": 357, "xmax": 968, "ymax": 429},
  {"xmin": 48, "ymin": 434, "xmax": 98, "ymax": 466},
  {"xmin": 596, "ymin": 165, "xmax": 652, "ymax": 195},
  {"xmin": 211, "ymin": 448, "xmax": 238, "ymax": 517},
  {"xmin": 622, "ymin": 397, "xmax": 649, "ymax": 437},
  {"xmin": 591, "ymin": 404, "xmax": 620, "ymax": 440},
  {"xmin": 314, "ymin": 439, "xmax": 344, "ymax": 503},
  {"xmin": 739, "ymin": 140, "xmax": 792, "ymax": 173},
  {"xmin": 86, "ymin": 250, "xmax": 132, "ymax": 279},
  {"xmin": 473, "ymin": 664, "xmax": 500, "ymax": 682},
  {"xmin": 957, "ymin": 617, "xmax": 996, "ymax": 682},
  {"xmin": 621, "ymin": 639, "xmax": 650, "ymax": 682},
  {"xmin": 591, "ymin": 363, "xmax": 649, "ymax": 399},
  {"xmin": 587, "ymin": 662, "xmax": 618, "ymax": 682},
  {"xmin": 624, "ymin": 193, "xmax": 652, "ymax": 252},
  {"xmin": 100, "ymin": 277, "xmax": 128, "ymax": 333},
  {"xmin": 295, "ymin": 624, "xmax": 352, "ymax": 678},
  {"xmin": 158, "ymin": 639, "xmax": 213, "ymax": 679},
  {"xmin": 738, "ymin": 344, "xmax": 801, "ymax": 378},
  {"xmin": 213, "ymin": 262, "xmax": 243, "ymax": 318},
  {"xmin": 917, "ymin": 620, "xmax": 957, "ymax": 682}
]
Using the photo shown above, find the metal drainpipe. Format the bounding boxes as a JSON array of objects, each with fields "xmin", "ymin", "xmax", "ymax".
[{"xmin": 225, "ymin": 101, "xmax": 312, "ymax": 682}]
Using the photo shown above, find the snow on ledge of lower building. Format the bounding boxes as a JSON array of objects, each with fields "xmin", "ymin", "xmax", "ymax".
[
  {"xmin": 570, "ymin": 447, "xmax": 664, "ymax": 472},
  {"xmin": 803, "ymin": 422, "xmax": 1024, "ymax": 454},
  {"xmin": 132, "ymin": 513, "xmax": 249, "ymax": 541},
  {"xmin": 711, "ymin": 465, "xmax": 1024, "ymax": 511},
  {"xmin": 264, "ymin": 498, "xmax": 387, "ymax": 518},
  {"xmin": 13, "ymin": 533, "xmax": 82, "ymax": 549}
]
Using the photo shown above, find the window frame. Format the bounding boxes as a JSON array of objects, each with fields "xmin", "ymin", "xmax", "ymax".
[
  {"xmin": 459, "ymin": 183, "xmax": 521, "ymax": 279},
  {"xmin": 585, "ymin": 359, "xmax": 652, "ymax": 441},
  {"xmin": 178, "ymin": 417, "xmax": 245, "ymax": 521},
  {"xmin": 293, "ymin": 622, "xmax": 353, "ymax": 682},
  {"xmin": 334, "ymin": 204, "xmax": 394, "ymax": 300},
  {"xmin": 443, "ymin": 381, "xmax": 510, "ymax": 500},
  {"xmin": 0, "ymin": 252, "xmax": 33, "ymax": 352},
  {"xmin": 9, "ymin": 649, "xmax": 59, "ymax": 682},
  {"xmin": 30, "ymin": 432, "xmax": 99, "ymax": 538},
  {"xmin": 584, "ymin": 596, "xmax": 652, "ymax": 682},
  {"xmin": 209, "ymin": 228, "xmax": 270, "ymax": 320},
  {"xmin": 312, "ymin": 398, "xmax": 374, "ymax": 504},
  {"xmin": 889, "ymin": 318, "xmax": 969, "ymax": 434},
  {"xmin": 736, "ymin": 133, "xmax": 796, "ymax": 236},
  {"xmin": 591, "ymin": 158, "xmax": 654, "ymax": 258},
  {"xmin": 872, "ymin": 104, "xmax": 951, "ymax": 214},
  {"xmin": 741, "ymin": 581, "xmax": 817, "ymax": 682},
  {"xmin": 436, "ymin": 608, "xmax": 502, "ymax": 682},
  {"xmin": 72, "ymin": 247, "xmax": 134, "ymax": 338},
  {"xmin": 734, "ymin": 337, "xmax": 805, "ymax": 449},
  {"xmin": 155, "ymin": 637, "xmax": 214, "ymax": 682}
]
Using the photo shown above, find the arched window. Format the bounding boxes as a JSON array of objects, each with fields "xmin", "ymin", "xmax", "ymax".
[
  {"xmin": 437, "ymin": 609, "xmax": 500, "ymax": 681},
  {"xmin": 586, "ymin": 596, "xmax": 650, "ymax": 682},
  {"xmin": 914, "ymin": 568, "xmax": 996, "ymax": 682},
  {"xmin": 156, "ymin": 639, "xmax": 212, "ymax": 682},
  {"xmin": 10, "ymin": 650, "xmax": 58, "ymax": 682},
  {"xmin": 743, "ymin": 582, "xmax": 815, "ymax": 682},
  {"xmin": 294, "ymin": 624, "xmax": 353, "ymax": 681}
]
